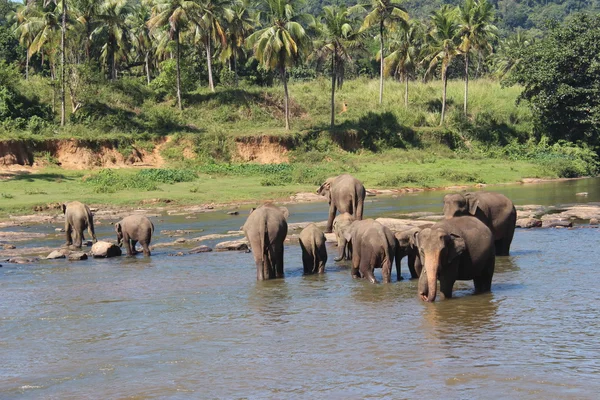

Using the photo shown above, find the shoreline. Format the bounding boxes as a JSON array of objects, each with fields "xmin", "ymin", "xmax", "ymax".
[{"xmin": 0, "ymin": 175, "xmax": 591, "ymax": 228}]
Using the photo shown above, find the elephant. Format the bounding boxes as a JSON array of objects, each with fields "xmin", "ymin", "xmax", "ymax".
[
  {"xmin": 395, "ymin": 226, "xmax": 428, "ymax": 279},
  {"xmin": 115, "ymin": 215, "xmax": 155, "ymax": 256},
  {"xmin": 344, "ymin": 219, "xmax": 399, "ymax": 283},
  {"xmin": 414, "ymin": 216, "xmax": 495, "ymax": 302},
  {"xmin": 333, "ymin": 212, "xmax": 355, "ymax": 261},
  {"xmin": 443, "ymin": 191, "xmax": 517, "ymax": 256},
  {"xmin": 242, "ymin": 204, "xmax": 288, "ymax": 281},
  {"xmin": 317, "ymin": 174, "xmax": 366, "ymax": 233},
  {"xmin": 62, "ymin": 201, "xmax": 97, "ymax": 248},
  {"xmin": 299, "ymin": 223, "xmax": 327, "ymax": 274}
]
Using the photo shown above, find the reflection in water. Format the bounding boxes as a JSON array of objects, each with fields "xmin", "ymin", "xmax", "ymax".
[
  {"xmin": 494, "ymin": 255, "xmax": 519, "ymax": 274},
  {"xmin": 248, "ymin": 280, "xmax": 292, "ymax": 325}
]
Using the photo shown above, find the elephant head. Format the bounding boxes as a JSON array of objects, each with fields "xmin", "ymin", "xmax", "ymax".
[
  {"xmin": 414, "ymin": 228, "xmax": 466, "ymax": 302},
  {"xmin": 316, "ymin": 177, "xmax": 336, "ymax": 201},
  {"xmin": 443, "ymin": 193, "xmax": 479, "ymax": 218},
  {"xmin": 115, "ymin": 222, "xmax": 123, "ymax": 247}
]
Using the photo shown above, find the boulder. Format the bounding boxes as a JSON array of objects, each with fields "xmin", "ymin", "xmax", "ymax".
[
  {"xmin": 375, "ymin": 218, "xmax": 434, "ymax": 233},
  {"xmin": 68, "ymin": 252, "xmax": 88, "ymax": 261},
  {"xmin": 55, "ymin": 228, "xmax": 65, "ymax": 232},
  {"xmin": 175, "ymin": 238, "xmax": 187, "ymax": 243},
  {"xmin": 91, "ymin": 241, "xmax": 122, "ymax": 258},
  {"xmin": 215, "ymin": 240, "xmax": 249, "ymax": 251},
  {"xmin": 590, "ymin": 218, "xmax": 599, "ymax": 225},
  {"xmin": 188, "ymin": 245, "xmax": 213, "ymax": 254},
  {"xmin": 516, "ymin": 218, "xmax": 543, "ymax": 229},
  {"xmin": 46, "ymin": 250, "xmax": 67, "ymax": 259},
  {"xmin": 7, "ymin": 257, "xmax": 38, "ymax": 264},
  {"xmin": 227, "ymin": 211, "xmax": 239, "ymax": 215},
  {"xmin": 542, "ymin": 220, "xmax": 573, "ymax": 228},
  {"xmin": 2, "ymin": 244, "xmax": 16, "ymax": 250},
  {"xmin": 168, "ymin": 252, "xmax": 185, "ymax": 257}
]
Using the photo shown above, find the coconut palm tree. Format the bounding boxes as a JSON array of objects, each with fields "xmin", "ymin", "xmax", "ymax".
[
  {"xmin": 128, "ymin": 2, "xmax": 153, "ymax": 84},
  {"xmin": 192, "ymin": 0, "xmax": 228, "ymax": 92},
  {"xmin": 147, "ymin": 0, "xmax": 199, "ymax": 110},
  {"xmin": 72, "ymin": 0, "xmax": 99, "ymax": 61},
  {"xmin": 384, "ymin": 19, "xmax": 424, "ymax": 108},
  {"xmin": 13, "ymin": 4, "xmax": 39, "ymax": 80},
  {"xmin": 492, "ymin": 29, "xmax": 534, "ymax": 79},
  {"xmin": 92, "ymin": 0, "xmax": 132, "ymax": 81},
  {"xmin": 313, "ymin": 6, "xmax": 363, "ymax": 128},
  {"xmin": 458, "ymin": 0, "xmax": 496, "ymax": 115},
  {"xmin": 425, "ymin": 5, "xmax": 460, "ymax": 126},
  {"xmin": 354, "ymin": 0, "xmax": 408, "ymax": 105},
  {"xmin": 221, "ymin": 0, "xmax": 255, "ymax": 86},
  {"xmin": 246, "ymin": 0, "xmax": 308, "ymax": 130}
]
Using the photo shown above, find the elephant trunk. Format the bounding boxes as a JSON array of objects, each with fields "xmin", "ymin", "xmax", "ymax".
[{"xmin": 420, "ymin": 254, "xmax": 440, "ymax": 302}]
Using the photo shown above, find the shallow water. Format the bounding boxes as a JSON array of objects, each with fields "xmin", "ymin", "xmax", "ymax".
[{"xmin": 2, "ymin": 179, "xmax": 600, "ymax": 398}]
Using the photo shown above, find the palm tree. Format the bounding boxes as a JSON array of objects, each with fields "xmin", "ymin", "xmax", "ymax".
[
  {"xmin": 355, "ymin": 0, "xmax": 408, "ymax": 105},
  {"xmin": 192, "ymin": 0, "xmax": 228, "ymax": 92},
  {"xmin": 458, "ymin": 0, "xmax": 496, "ymax": 115},
  {"xmin": 425, "ymin": 5, "xmax": 460, "ymax": 126},
  {"xmin": 384, "ymin": 19, "xmax": 423, "ymax": 108},
  {"xmin": 72, "ymin": 0, "xmax": 99, "ymax": 61},
  {"xmin": 492, "ymin": 30, "xmax": 534, "ymax": 79},
  {"xmin": 221, "ymin": 0, "xmax": 255, "ymax": 86},
  {"xmin": 13, "ymin": 4, "xmax": 39, "ymax": 80},
  {"xmin": 147, "ymin": 0, "xmax": 199, "ymax": 110},
  {"xmin": 128, "ymin": 2, "xmax": 154, "ymax": 84},
  {"xmin": 313, "ymin": 6, "xmax": 362, "ymax": 128},
  {"xmin": 92, "ymin": 0, "xmax": 132, "ymax": 80},
  {"xmin": 246, "ymin": 0, "xmax": 308, "ymax": 130}
]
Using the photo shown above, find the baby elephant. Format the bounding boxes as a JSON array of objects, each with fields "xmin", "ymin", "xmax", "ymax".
[
  {"xmin": 115, "ymin": 215, "xmax": 155, "ymax": 256},
  {"xmin": 63, "ymin": 201, "xmax": 97, "ymax": 248},
  {"xmin": 299, "ymin": 223, "xmax": 328, "ymax": 274},
  {"xmin": 333, "ymin": 212, "xmax": 355, "ymax": 261}
]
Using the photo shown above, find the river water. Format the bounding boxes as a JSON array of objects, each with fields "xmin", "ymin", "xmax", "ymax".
[{"xmin": 2, "ymin": 178, "xmax": 600, "ymax": 399}]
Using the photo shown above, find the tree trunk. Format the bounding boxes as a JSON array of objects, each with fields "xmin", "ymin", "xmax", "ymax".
[
  {"xmin": 281, "ymin": 66, "xmax": 290, "ymax": 131},
  {"xmin": 330, "ymin": 51, "xmax": 336, "ymax": 129},
  {"xmin": 145, "ymin": 51, "xmax": 151, "ymax": 85},
  {"xmin": 405, "ymin": 74, "xmax": 409, "ymax": 108},
  {"xmin": 476, "ymin": 51, "xmax": 481, "ymax": 79},
  {"xmin": 464, "ymin": 52, "xmax": 469, "ymax": 116},
  {"xmin": 60, "ymin": 0, "xmax": 66, "ymax": 127},
  {"xmin": 440, "ymin": 64, "xmax": 447, "ymax": 126},
  {"xmin": 176, "ymin": 30, "xmax": 182, "ymax": 110},
  {"xmin": 206, "ymin": 33, "xmax": 215, "ymax": 92},
  {"xmin": 233, "ymin": 53, "xmax": 238, "ymax": 87},
  {"xmin": 25, "ymin": 53, "xmax": 29, "ymax": 81},
  {"xmin": 379, "ymin": 20, "xmax": 384, "ymax": 105}
]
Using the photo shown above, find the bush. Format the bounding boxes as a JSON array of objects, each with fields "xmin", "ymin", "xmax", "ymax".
[
  {"xmin": 150, "ymin": 59, "xmax": 198, "ymax": 100},
  {"xmin": 84, "ymin": 168, "xmax": 197, "ymax": 193}
]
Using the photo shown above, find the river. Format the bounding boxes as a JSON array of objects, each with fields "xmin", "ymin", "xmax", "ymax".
[{"xmin": 1, "ymin": 178, "xmax": 600, "ymax": 399}]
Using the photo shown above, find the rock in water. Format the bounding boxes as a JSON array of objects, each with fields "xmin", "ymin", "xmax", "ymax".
[
  {"xmin": 91, "ymin": 241, "xmax": 122, "ymax": 258},
  {"xmin": 46, "ymin": 250, "xmax": 67, "ymax": 259},
  {"xmin": 68, "ymin": 252, "xmax": 88, "ymax": 261},
  {"xmin": 516, "ymin": 218, "xmax": 543, "ymax": 229},
  {"xmin": 215, "ymin": 240, "xmax": 249, "ymax": 251},
  {"xmin": 188, "ymin": 245, "xmax": 213, "ymax": 254}
]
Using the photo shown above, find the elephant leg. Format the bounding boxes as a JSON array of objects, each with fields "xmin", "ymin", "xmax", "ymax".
[
  {"xmin": 64, "ymin": 223, "xmax": 73, "ymax": 246},
  {"xmin": 382, "ymin": 258, "xmax": 392, "ymax": 284},
  {"xmin": 255, "ymin": 258, "xmax": 265, "ymax": 281},
  {"xmin": 474, "ymin": 259, "xmax": 495, "ymax": 293},
  {"xmin": 407, "ymin": 253, "xmax": 418, "ymax": 279},
  {"xmin": 275, "ymin": 242, "xmax": 285, "ymax": 278},
  {"xmin": 140, "ymin": 241, "xmax": 151, "ymax": 256},
  {"xmin": 495, "ymin": 236, "xmax": 511, "ymax": 257},
  {"xmin": 439, "ymin": 265, "xmax": 458, "ymax": 299},
  {"xmin": 317, "ymin": 259, "xmax": 326, "ymax": 274},
  {"xmin": 88, "ymin": 220, "xmax": 97, "ymax": 243},
  {"xmin": 73, "ymin": 230, "xmax": 83, "ymax": 248},
  {"xmin": 334, "ymin": 238, "xmax": 346, "ymax": 262},
  {"xmin": 131, "ymin": 240, "xmax": 139, "ymax": 254},
  {"xmin": 124, "ymin": 235, "xmax": 134, "ymax": 256},
  {"xmin": 360, "ymin": 250, "xmax": 377, "ymax": 283},
  {"xmin": 300, "ymin": 242, "xmax": 312, "ymax": 274},
  {"xmin": 326, "ymin": 204, "xmax": 337, "ymax": 233},
  {"xmin": 356, "ymin": 197, "xmax": 364, "ymax": 221}
]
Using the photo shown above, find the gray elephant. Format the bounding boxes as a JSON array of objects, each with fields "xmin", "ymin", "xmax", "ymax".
[
  {"xmin": 62, "ymin": 201, "xmax": 97, "ymax": 248},
  {"xmin": 443, "ymin": 191, "xmax": 517, "ymax": 256},
  {"xmin": 115, "ymin": 215, "xmax": 154, "ymax": 256},
  {"xmin": 317, "ymin": 174, "xmax": 366, "ymax": 233},
  {"xmin": 243, "ymin": 204, "xmax": 288, "ymax": 281},
  {"xmin": 414, "ymin": 216, "xmax": 495, "ymax": 302},
  {"xmin": 344, "ymin": 219, "xmax": 399, "ymax": 283},
  {"xmin": 299, "ymin": 223, "xmax": 327, "ymax": 274},
  {"xmin": 333, "ymin": 212, "xmax": 355, "ymax": 261},
  {"xmin": 395, "ymin": 226, "xmax": 427, "ymax": 279}
]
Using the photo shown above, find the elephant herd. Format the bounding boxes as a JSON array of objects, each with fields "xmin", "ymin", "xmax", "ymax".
[
  {"xmin": 61, "ymin": 173, "xmax": 516, "ymax": 302},
  {"xmin": 243, "ymin": 174, "xmax": 517, "ymax": 303}
]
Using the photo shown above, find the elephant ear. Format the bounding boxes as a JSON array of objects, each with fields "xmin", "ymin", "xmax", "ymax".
[
  {"xmin": 248, "ymin": 207, "xmax": 257, "ymax": 215},
  {"xmin": 466, "ymin": 195, "xmax": 480, "ymax": 215},
  {"xmin": 410, "ymin": 230, "xmax": 420, "ymax": 249},
  {"xmin": 62, "ymin": 203, "xmax": 67, "ymax": 214},
  {"xmin": 279, "ymin": 207, "xmax": 290, "ymax": 220},
  {"xmin": 448, "ymin": 233, "xmax": 466, "ymax": 263},
  {"xmin": 317, "ymin": 181, "xmax": 332, "ymax": 196},
  {"xmin": 114, "ymin": 222, "xmax": 121, "ymax": 233}
]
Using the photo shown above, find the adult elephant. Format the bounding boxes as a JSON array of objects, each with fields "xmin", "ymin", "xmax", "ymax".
[
  {"xmin": 242, "ymin": 204, "xmax": 288, "ymax": 281},
  {"xmin": 344, "ymin": 219, "xmax": 399, "ymax": 283},
  {"xmin": 317, "ymin": 174, "xmax": 366, "ymax": 233},
  {"xmin": 115, "ymin": 215, "xmax": 154, "ymax": 256},
  {"xmin": 443, "ymin": 191, "xmax": 517, "ymax": 256},
  {"xmin": 62, "ymin": 201, "xmax": 97, "ymax": 248},
  {"xmin": 414, "ymin": 216, "xmax": 495, "ymax": 302}
]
